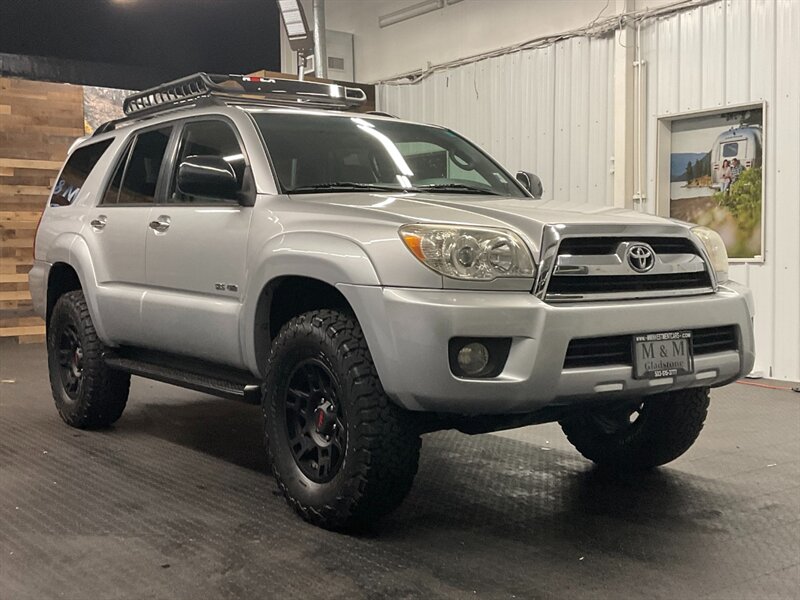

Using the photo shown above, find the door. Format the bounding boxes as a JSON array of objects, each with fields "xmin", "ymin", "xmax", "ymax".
[
  {"xmin": 85, "ymin": 125, "xmax": 174, "ymax": 345},
  {"xmin": 142, "ymin": 118, "xmax": 253, "ymax": 367}
]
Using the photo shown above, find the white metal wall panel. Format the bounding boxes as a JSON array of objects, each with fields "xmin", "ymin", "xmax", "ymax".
[
  {"xmin": 701, "ymin": 1, "xmax": 726, "ymax": 107},
  {"xmin": 725, "ymin": 0, "xmax": 751, "ymax": 106},
  {"xmin": 678, "ymin": 10, "xmax": 702, "ymax": 111},
  {"xmin": 377, "ymin": 34, "xmax": 616, "ymax": 207},
  {"xmin": 641, "ymin": 0, "xmax": 800, "ymax": 381}
]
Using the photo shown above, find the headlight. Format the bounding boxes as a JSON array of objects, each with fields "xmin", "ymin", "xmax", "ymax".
[
  {"xmin": 692, "ymin": 226, "xmax": 728, "ymax": 283},
  {"xmin": 399, "ymin": 224, "xmax": 535, "ymax": 280}
]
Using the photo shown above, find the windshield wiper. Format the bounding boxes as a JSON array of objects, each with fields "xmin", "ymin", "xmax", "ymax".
[
  {"xmin": 286, "ymin": 182, "xmax": 408, "ymax": 193},
  {"xmin": 414, "ymin": 183, "xmax": 502, "ymax": 196}
]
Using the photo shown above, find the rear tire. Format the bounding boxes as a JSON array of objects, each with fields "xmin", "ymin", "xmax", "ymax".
[
  {"xmin": 47, "ymin": 290, "xmax": 130, "ymax": 429},
  {"xmin": 263, "ymin": 309, "xmax": 421, "ymax": 530},
  {"xmin": 559, "ymin": 388, "xmax": 710, "ymax": 471}
]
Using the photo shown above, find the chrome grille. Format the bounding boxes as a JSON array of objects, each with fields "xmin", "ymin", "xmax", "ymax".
[{"xmin": 541, "ymin": 235, "xmax": 714, "ymax": 302}]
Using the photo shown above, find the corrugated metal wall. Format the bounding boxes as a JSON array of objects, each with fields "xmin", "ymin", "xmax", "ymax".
[
  {"xmin": 640, "ymin": 0, "xmax": 800, "ymax": 381},
  {"xmin": 378, "ymin": 0, "xmax": 799, "ymax": 381},
  {"xmin": 377, "ymin": 35, "xmax": 616, "ymax": 207}
]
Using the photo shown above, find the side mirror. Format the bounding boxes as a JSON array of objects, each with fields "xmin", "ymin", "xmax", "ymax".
[
  {"xmin": 516, "ymin": 171, "xmax": 543, "ymax": 199},
  {"xmin": 176, "ymin": 155, "xmax": 239, "ymax": 200}
]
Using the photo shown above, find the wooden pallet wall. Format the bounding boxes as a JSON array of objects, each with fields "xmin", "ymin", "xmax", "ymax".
[{"xmin": 0, "ymin": 77, "xmax": 84, "ymax": 343}]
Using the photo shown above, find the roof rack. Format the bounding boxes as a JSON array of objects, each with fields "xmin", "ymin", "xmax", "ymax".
[
  {"xmin": 122, "ymin": 72, "xmax": 367, "ymax": 117},
  {"xmin": 93, "ymin": 72, "xmax": 369, "ymax": 135}
]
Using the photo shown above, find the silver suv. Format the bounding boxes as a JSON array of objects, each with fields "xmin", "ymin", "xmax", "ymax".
[{"xmin": 31, "ymin": 73, "xmax": 755, "ymax": 529}]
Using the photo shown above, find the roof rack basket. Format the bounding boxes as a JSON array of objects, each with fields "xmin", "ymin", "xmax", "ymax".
[{"xmin": 122, "ymin": 72, "xmax": 367, "ymax": 118}]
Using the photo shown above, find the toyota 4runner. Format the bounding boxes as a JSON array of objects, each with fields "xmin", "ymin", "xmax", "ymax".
[{"xmin": 30, "ymin": 73, "xmax": 755, "ymax": 529}]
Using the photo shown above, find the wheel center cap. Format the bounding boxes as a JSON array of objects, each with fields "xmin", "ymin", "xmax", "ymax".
[
  {"xmin": 314, "ymin": 401, "xmax": 336, "ymax": 436},
  {"xmin": 71, "ymin": 348, "xmax": 83, "ymax": 377}
]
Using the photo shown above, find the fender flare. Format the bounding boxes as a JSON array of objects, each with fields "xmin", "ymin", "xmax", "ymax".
[
  {"xmin": 45, "ymin": 233, "xmax": 114, "ymax": 345},
  {"xmin": 240, "ymin": 232, "xmax": 381, "ymax": 374}
]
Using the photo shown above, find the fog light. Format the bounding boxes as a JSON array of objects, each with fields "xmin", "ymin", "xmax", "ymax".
[{"xmin": 457, "ymin": 342, "xmax": 489, "ymax": 376}]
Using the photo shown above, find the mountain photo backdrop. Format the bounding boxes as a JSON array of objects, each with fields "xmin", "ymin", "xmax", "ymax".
[{"xmin": 668, "ymin": 107, "xmax": 763, "ymax": 260}]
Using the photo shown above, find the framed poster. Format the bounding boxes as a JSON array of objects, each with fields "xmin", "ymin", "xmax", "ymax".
[{"xmin": 656, "ymin": 103, "xmax": 765, "ymax": 262}]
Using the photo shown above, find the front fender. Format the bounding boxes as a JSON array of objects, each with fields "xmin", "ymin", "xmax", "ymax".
[{"xmin": 240, "ymin": 232, "xmax": 381, "ymax": 374}]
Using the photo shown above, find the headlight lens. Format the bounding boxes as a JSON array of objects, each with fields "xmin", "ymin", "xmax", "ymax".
[
  {"xmin": 692, "ymin": 226, "xmax": 729, "ymax": 283},
  {"xmin": 399, "ymin": 224, "xmax": 535, "ymax": 280}
]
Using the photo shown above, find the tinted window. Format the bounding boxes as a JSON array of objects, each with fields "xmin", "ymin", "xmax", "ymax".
[
  {"xmin": 50, "ymin": 140, "xmax": 112, "ymax": 206},
  {"xmin": 169, "ymin": 120, "xmax": 245, "ymax": 203},
  {"xmin": 100, "ymin": 141, "xmax": 132, "ymax": 206},
  {"xmin": 252, "ymin": 112, "xmax": 526, "ymax": 198},
  {"xmin": 116, "ymin": 127, "xmax": 172, "ymax": 205}
]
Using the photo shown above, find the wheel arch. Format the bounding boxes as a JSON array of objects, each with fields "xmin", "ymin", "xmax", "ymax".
[
  {"xmin": 250, "ymin": 276, "xmax": 355, "ymax": 378},
  {"xmin": 241, "ymin": 233, "xmax": 382, "ymax": 376},
  {"xmin": 43, "ymin": 233, "xmax": 112, "ymax": 344},
  {"xmin": 46, "ymin": 262, "xmax": 82, "ymax": 326}
]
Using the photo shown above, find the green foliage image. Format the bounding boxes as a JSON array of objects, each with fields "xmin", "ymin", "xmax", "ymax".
[{"xmin": 713, "ymin": 167, "xmax": 762, "ymax": 258}]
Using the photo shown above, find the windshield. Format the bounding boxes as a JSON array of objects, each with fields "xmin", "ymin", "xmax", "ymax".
[{"xmin": 251, "ymin": 111, "xmax": 527, "ymax": 197}]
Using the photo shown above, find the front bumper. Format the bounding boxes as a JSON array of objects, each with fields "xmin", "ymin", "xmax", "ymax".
[{"xmin": 339, "ymin": 282, "xmax": 755, "ymax": 414}]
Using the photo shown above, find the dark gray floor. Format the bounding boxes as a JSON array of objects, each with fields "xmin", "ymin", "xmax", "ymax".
[{"xmin": 1, "ymin": 340, "xmax": 798, "ymax": 600}]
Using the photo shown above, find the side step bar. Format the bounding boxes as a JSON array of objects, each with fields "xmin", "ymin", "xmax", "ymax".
[{"xmin": 104, "ymin": 352, "xmax": 262, "ymax": 405}]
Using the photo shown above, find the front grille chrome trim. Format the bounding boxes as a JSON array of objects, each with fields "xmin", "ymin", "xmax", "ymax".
[
  {"xmin": 533, "ymin": 225, "xmax": 717, "ymax": 303},
  {"xmin": 546, "ymin": 286, "xmax": 714, "ymax": 303},
  {"xmin": 553, "ymin": 253, "xmax": 706, "ymax": 277}
]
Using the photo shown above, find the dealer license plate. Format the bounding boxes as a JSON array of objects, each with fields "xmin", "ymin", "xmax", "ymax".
[{"xmin": 632, "ymin": 331, "xmax": 694, "ymax": 379}]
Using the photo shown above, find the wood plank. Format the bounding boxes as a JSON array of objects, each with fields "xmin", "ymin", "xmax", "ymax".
[
  {"xmin": 0, "ymin": 184, "xmax": 53, "ymax": 196},
  {"xmin": 17, "ymin": 333, "xmax": 45, "ymax": 344},
  {"xmin": 0, "ymin": 318, "xmax": 41, "ymax": 330},
  {"xmin": 1, "ymin": 219, "xmax": 39, "ymax": 230},
  {"xmin": 0, "ymin": 273, "xmax": 29, "ymax": 283},
  {"xmin": 0, "ymin": 324, "xmax": 44, "ymax": 337},
  {"xmin": 1, "ymin": 237, "xmax": 35, "ymax": 249},
  {"xmin": 0, "ymin": 211, "xmax": 41, "ymax": 221},
  {"xmin": 0, "ymin": 159, "xmax": 65, "ymax": 171},
  {"xmin": 0, "ymin": 290, "xmax": 31, "ymax": 301}
]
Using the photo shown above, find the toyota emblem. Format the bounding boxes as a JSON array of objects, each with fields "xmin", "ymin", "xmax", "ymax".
[{"xmin": 626, "ymin": 243, "xmax": 656, "ymax": 273}]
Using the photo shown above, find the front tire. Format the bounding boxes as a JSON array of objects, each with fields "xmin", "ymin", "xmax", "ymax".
[
  {"xmin": 47, "ymin": 290, "xmax": 130, "ymax": 429},
  {"xmin": 559, "ymin": 388, "xmax": 710, "ymax": 471},
  {"xmin": 263, "ymin": 309, "xmax": 421, "ymax": 530}
]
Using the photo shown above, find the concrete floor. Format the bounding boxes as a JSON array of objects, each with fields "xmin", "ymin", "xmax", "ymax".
[{"xmin": 1, "ymin": 339, "xmax": 798, "ymax": 600}]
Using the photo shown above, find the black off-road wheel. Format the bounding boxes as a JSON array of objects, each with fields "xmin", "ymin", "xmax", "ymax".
[
  {"xmin": 263, "ymin": 309, "xmax": 421, "ymax": 530},
  {"xmin": 47, "ymin": 290, "xmax": 130, "ymax": 429},
  {"xmin": 559, "ymin": 388, "xmax": 710, "ymax": 471}
]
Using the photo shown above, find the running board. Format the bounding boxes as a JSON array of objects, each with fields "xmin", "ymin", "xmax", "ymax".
[{"xmin": 104, "ymin": 351, "xmax": 262, "ymax": 405}]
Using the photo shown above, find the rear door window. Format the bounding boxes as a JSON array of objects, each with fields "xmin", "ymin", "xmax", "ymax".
[
  {"xmin": 101, "ymin": 140, "xmax": 132, "ymax": 206},
  {"xmin": 50, "ymin": 139, "xmax": 113, "ymax": 206},
  {"xmin": 106, "ymin": 127, "xmax": 172, "ymax": 205}
]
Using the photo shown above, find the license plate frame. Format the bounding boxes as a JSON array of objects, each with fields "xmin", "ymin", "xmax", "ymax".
[{"xmin": 632, "ymin": 330, "xmax": 694, "ymax": 380}]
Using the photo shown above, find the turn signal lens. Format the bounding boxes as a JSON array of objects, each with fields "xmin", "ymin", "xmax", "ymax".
[{"xmin": 691, "ymin": 226, "xmax": 729, "ymax": 284}]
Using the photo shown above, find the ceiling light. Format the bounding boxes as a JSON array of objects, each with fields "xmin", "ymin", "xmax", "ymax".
[{"xmin": 277, "ymin": 0, "xmax": 313, "ymax": 52}]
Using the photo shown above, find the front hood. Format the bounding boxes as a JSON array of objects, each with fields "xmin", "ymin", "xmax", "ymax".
[{"xmin": 292, "ymin": 192, "xmax": 690, "ymax": 252}]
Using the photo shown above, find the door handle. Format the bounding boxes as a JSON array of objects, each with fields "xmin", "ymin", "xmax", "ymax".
[
  {"xmin": 90, "ymin": 215, "xmax": 107, "ymax": 230},
  {"xmin": 149, "ymin": 215, "xmax": 171, "ymax": 233}
]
